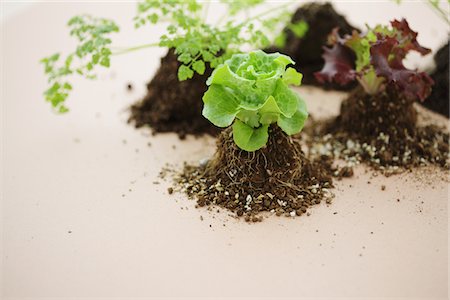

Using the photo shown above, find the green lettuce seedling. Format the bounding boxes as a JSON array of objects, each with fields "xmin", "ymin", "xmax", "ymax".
[{"xmin": 202, "ymin": 50, "xmax": 308, "ymax": 151}]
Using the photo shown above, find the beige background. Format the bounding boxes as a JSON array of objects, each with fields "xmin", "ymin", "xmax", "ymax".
[{"xmin": 1, "ymin": 1, "xmax": 449, "ymax": 299}]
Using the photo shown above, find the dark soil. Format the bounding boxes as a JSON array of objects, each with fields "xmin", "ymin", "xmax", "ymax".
[
  {"xmin": 422, "ymin": 42, "xmax": 449, "ymax": 118},
  {"xmin": 173, "ymin": 126, "xmax": 334, "ymax": 221},
  {"xmin": 128, "ymin": 49, "xmax": 219, "ymax": 139},
  {"xmin": 267, "ymin": 2, "xmax": 358, "ymax": 90},
  {"xmin": 307, "ymin": 87, "xmax": 450, "ymax": 175},
  {"xmin": 330, "ymin": 87, "xmax": 418, "ymax": 138}
]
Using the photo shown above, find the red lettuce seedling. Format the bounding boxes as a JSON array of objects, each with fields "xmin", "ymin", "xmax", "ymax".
[
  {"xmin": 315, "ymin": 19, "xmax": 433, "ymax": 101},
  {"xmin": 202, "ymin": 50, "xmax": 308, "ymax": 151}
]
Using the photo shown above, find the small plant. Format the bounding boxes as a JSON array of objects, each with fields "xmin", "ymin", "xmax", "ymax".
[
  {"xmin": 315, "ymin": 19, "xmax": 433, "ymax": 101},
  {"xmin": 202, "ymin": 50, "xmax": 308, "ymax": 151},
  {"xmin": 41, "ymin": 0, "xmax": 306, "ymax": 113}
]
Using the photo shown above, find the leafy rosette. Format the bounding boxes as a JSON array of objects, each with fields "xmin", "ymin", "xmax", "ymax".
[
  {"xmin": 315, "ymin": 19, "xmax": 433, "ymax": 101},
  {"xmin": 202, "ymin": 50, "xmax": 308, "ymax": 151}
]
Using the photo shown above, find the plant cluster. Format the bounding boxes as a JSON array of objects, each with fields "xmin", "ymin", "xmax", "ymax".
[
  {"xmin": 202, "ymin": 50, "xmax": 308, "ymax": 151},
  {"xmin": 41, "ymin": 0, "xmax": 306, "ymax": 112},
  {"xmin": 315, "ymin": 19, "xmax": 434, "ymax": 101}
]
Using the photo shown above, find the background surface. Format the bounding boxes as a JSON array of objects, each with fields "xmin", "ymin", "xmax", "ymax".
[{"xmin": 1, "ymin": 1, "xmax": 449, "ymax": 299}]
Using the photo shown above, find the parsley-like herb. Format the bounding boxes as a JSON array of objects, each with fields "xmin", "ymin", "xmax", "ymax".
[
  {"xmin": 41, "ymin": 15, "xmax": 119, "ymax": 113},
  {"xmin": 41, "ymin": 1, "xmax": 299, "ymax": 112}
]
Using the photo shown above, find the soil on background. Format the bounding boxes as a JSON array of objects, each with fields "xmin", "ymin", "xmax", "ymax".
[
  {"xmin": 129, "ymin": 49, "xmax": 220, "ymax": 139},
  {"xmin": 172, "ymin": 126, "xmax": 334, "ymax": 222},
  {"xmin": 422, "ymin": 42, "xmax": 449, "ymax": 118},
  {"xmin": 307, "ymin": 87, "xmax": 450, "ymax": 175},
  {"xmin": 267, "ymin": 2, "xmax": 358, "ymax": 90}
]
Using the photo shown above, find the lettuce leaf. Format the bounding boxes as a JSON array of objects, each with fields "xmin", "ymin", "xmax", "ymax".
[{"xmin": 370, "ymin": 36, "xmax": 433, "ymax": 101}]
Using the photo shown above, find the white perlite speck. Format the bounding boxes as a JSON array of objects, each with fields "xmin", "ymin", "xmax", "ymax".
[{"xmin": 245, "ymin": 195, "xmax": 253, "ymax": 211}]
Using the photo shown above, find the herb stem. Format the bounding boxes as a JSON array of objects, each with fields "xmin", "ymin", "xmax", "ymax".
[
  {"xmin": 425, "ymin": 0, "xmax": 450, "ymax": 25},
  {"xmin": 216, "ymin": 10, "xmax": 229, "ymax": 26},
  {"xmin": 236, "ymin": 1, "xmax": 296, "ymax": 27},
  {"xmin": 188, "ymin": 53, "xmax": 202, "ymax": 67},
  {"xmin": 203, "ymin": 0, "xmax": 210, "ymax": 22},
  {"xmin": 112, "ymin": 42, "xmax": 160, "ymax": 55}
]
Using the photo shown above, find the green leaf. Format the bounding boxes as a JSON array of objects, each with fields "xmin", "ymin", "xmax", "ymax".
[
  {"xmin": 202, "ymin": 84, "xmax": 240, "ymax": 127},
  {"xmin": 283, "ymin": 67, "xmax": 302, "ymax": 86},
  {"xmin": 177, "ymin": 65, "xmax": 194, "ymax": 81},
  {"xmin": 178, "ymin": 53, "xmax": 191, "ymax": 64},
  {"xmin": 272, "ymin": 79, "xmax": 298, "ymax": 117},
  {"xmin": 192, "ymin": 60, "xmax": 205, "ymax": 75},
  {"xmin": 100, "ymin": 57, "xmax": 110, "ymax": 67},
  {"xmin": 273, "ymin": 54, "xmax": 295, "ymax": 69},
  {"xmin": 207, "ymin": 64, "xmax": 264, "ymax": 110},
  {"xmin": 232, "ymin": 120, "xmax": 269, "ymax": 152},
  {"xmin": 277, "ymin": 97, "xmax": 308, "ymax": 135},
  {"xmin": 236, "ymin": 110, "xmax": 260, "ymax": 128},
  {"xmin": 288, "ymin": 20, "xmax": 308, "ymax": 38},
  {"xmin": 258, "ymin": 96, "xmax": 281, "ymax": 125},
  {"xmin": 274, "ymin": 31, "xmax": 287, "ymax": 48},
  {"xmin": 344, "ymin": 32, "xmax": 373, "ymax": 72}
]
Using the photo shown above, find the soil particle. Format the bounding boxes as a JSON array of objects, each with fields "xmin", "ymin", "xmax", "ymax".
[
  {"xmin": 173, "ymin": 126, "xmax": 334, "ymax": 221},
  {"xmin": 422, "ymin": 42, "xmax": 449, "ymax": 118},
  {"xmin": 381, "ymin": 185, "xmax": 386, "ymax": 191},
  {"xmin": 266, "ymin": 2, "xmax": 358, "ymax": 89},
  {"xmin": 336, "ymin": 166, "xmax": 353, "ymax": 179},
  {"xmin": 167, "ymin": 187, "xmax": 174, "ymax": 194},
  {"xmin": 128, "ymin": 49, "xmax": 219, "ymax": 138},
  {"xmin": 307, "ymin": 87, "xmax": 450, "ymax": 174}
]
